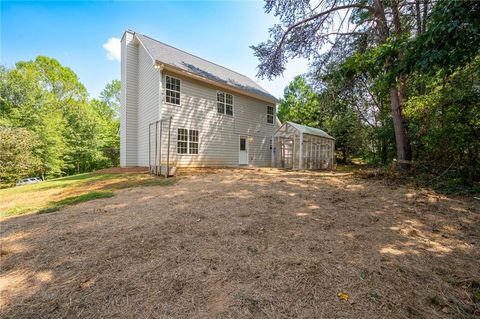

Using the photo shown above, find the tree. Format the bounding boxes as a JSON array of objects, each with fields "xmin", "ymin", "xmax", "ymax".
[
  {"xmin": 325, "ymin": 108, "xmax": 365, "ymax": 163},
  {"xmin": 278, "ymin": 75, "xmax": 366, "ymax": 163},
  {"xmin": 90, "ymin": 98, "xmax": 120, "ymax": 167},
  {"xmin": 277, "ymin": 76, "xmax": 323, "ymax": 126},
  {"xmin": 1, "ymin": 56, "xmax": 121, "ymax": 179},
  {"xmin": 96, "ymin": 80, "xmax": 120, "ymax": 166},
  {"xmin": 404, "ymin": 0, "xmax": 480, "ymax": 77},
  {"xmin": 0, "ymin": 126, "xmax": 42, "ymax": 187},
  {"xmin": 319, "ymin": 52, "xmax": 396, "ymax": 165},
  {"xmin": 404, "ymin": 57, "xmax": 480, "ymax": 187},
  {"xmin": 63, "ymin": 101, "xmax": 106, "ymax": 174},
  {"xmin": 0, "ymin": 58, "xmax": 68, "ymax": 177},
  {"xmin": 100, "ymin": 79, "xmax": 121, "ymax": 118},
  {"xmin": 251, "ymin": 0, "xmax": 438, "ymax": 170}
]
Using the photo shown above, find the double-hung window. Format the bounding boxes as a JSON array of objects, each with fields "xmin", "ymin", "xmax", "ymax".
[
  {"xmin": 217, "ymin": 91, "xmax": 233, "ymax": 115},
  {"xmin": 165, "ymin": 75, "xmax": 181, "ymax": 105},
  {"xmin": 267, "ymin": 105, "xmax": 274, "ymax": 124},
  {"xmin": 188, "ymin": 130, "xmax": 199, "ymax": 154},
  {"xmin": 177, "ymin": 129, "xmax": 188, "ymax": 154},
  {"xmin": 177, "ymin": 128, "xmax": 199, "ymax": 154}
]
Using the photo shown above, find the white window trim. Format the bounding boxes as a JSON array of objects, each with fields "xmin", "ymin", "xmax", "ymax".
[
  {"xmin": 216, "ymin": 91, "xmax": 234, "ymax": 116},
  {"xmin": 164, "ymin": 75, "xmax": 182, "ymax": 106},
  {"xmin": 267, "ymin": 105, "xmax": 275, "ymax": 124},
  {"xmin": 177, "ymin": 128, "xmax": 188, "ymax": 155},
  {"xmin": 177, "ymin": 128, "xmax": 199, "ymax": 156}
]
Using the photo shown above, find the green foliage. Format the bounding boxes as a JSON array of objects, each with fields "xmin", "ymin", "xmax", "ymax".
[
  {"xmin": 403, "ymin": 0, "xmax": 480, "ymax": 76},
  {"xmin": 337, "ymin": 37, "xmax": 407, "ymax": 94},
  {"xmin": 0, "ymin": 58, "xmax": 68, "ymax": 177},
  {"xmin": 0, "ymin": 126, "xmax": 42, "ymax": 186},
  {"xmin": 405, "ymin": 57, "xmax": 480, "ymax": 187},
  {"xmin": 325, "ymin": 108, "xmax": 365, "ymax": 164},
  {"xmin": 0, "ymin": 56, "xmax": 120, "ymax": 185},
  {"xmin": 277, "ymin": 76, "xmax": 323, "ymax": 127},
  {"xmin": 90, "ymin": 99, "xmax": 120, "ymax": 167},
  {"xmin": 257, "ymin": 0, "xmax": 479, "ymax": 192},
  {"xmin": 278, "ymin": 75, "xmax": 367, "ymax": 163},
  {"xmin": 100, "ymin": 79, "xmax": 121, "ymax": 118}
]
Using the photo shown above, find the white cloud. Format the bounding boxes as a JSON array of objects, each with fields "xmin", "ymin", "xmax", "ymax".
[{"xmin": 103, "ymin": 37, "xmax": 121, "ymax": 62}]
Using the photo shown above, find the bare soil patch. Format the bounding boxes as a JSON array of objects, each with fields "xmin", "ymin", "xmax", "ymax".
[{"xmin": 1, "ymin": 168, "xmax": 479, "ymax": 318}]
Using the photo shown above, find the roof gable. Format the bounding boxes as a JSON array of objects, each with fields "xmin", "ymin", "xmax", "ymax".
[{"xmin": 134, "ymin": 32, "xmax": 277, "ymax": 103}]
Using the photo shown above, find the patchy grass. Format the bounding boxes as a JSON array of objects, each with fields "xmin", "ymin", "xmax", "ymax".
[
  {"xmin": 37, "ymin": 191, "xmax": 114, "ymax": 214},
  {"xmin": 0, "ymin": 171, "xmax": 175, "ymax": 217}
]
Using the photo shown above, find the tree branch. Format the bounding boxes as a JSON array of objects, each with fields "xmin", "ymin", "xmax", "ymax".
[
  {"xmin": 359, "ymin": 75, "xmax": 381, "ymax": 111},
  {"xmin": 274, "ymin": 3, "xmax": 376, "ymax": 56},
  {"xmin": 323, "ymin": 31, "xmax": 375, "ymax": 37}
]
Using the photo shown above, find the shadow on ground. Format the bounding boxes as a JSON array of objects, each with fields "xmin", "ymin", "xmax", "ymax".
[{"xmin": 1, "ymin": 168, "xmax": 479, "ymax": 318}]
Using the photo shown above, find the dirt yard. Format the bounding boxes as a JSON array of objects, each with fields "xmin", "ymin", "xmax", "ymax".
[{"xmin": 1, "ymin": 168, "xmax": 479, "ymax": 318}]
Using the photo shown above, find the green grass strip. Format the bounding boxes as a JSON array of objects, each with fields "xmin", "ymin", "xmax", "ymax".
[{"xmin": 37, "ymin": 191, "xmax": 114, "ymax": 214}]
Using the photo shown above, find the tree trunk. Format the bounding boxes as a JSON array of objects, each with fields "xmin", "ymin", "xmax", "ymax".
[
  {"xmin": 415, "ymin": 0, "xmax": 426, "ymax": 95},
  {"xmin": 375, "ymin": 0, "xmax": 412, "ymax": 170},
  {"xmin": 422, "ymin": 0, "xmax": 429, "ymax": 34},
  {"xmin": 390, "ymin": 87, "xmax": 411, "ymax": 170},
  {"xmin": 415, "ymin": 0, "xmax": 422, "ymax": 35},
  {"xmin": 381, "ymin": 140, "xmax": 388, "ymax": 165},
  {"xmin": 342, "ymin": 148, "xmax": 347, "ymax": 164}
]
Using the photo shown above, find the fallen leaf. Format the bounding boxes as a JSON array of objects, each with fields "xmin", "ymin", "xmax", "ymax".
[{"xmin": 338, "ymin": 291, "xmax": 349, "ymax": 301}]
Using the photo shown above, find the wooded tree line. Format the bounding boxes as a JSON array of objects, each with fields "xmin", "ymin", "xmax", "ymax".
[
  {"xmin": 0, "ymin": 56, "xmax": 120, "ymax": 187},
  {"xmin": 257, "ymin": 0, "xmax": 479, "ymax": 191}
]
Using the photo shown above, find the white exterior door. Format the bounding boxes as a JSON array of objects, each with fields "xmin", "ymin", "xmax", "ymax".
[{"xmin": 239, "ymin": 136, "xmax": 249, "ymax": 165}]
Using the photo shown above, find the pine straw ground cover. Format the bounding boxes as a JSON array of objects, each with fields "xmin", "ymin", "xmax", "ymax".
[{"xmin": 0, "ymin": 168, "xmax": 479, "ymax": 318}]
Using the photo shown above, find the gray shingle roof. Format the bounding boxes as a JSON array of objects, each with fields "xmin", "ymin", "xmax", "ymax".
[
  {"xmin": 135, "ymin": 33, "xmax": 277, "ymax": 103},
  {"xmin": 287, "ymin": 122, "xmax": 335, "ymax": 140}
]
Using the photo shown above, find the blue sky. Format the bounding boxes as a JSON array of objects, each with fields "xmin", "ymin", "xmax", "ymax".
[{"xmin": 1, "ymin": 1, "xmax": 309, "ymax": 99}]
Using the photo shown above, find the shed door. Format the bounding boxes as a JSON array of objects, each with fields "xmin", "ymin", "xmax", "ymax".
[{"xmin": 239, "ymin": 136, "xmax": 249, "ymax": 165}]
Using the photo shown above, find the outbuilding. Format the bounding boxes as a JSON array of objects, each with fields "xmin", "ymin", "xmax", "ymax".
[{"xmin": 272, "ymin": 122, "xmax": 335, "ymax": 170}]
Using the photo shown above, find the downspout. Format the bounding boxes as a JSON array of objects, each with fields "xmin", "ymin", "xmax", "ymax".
[
  {"xmin": 271, "ymin": 135, "xmax": 275, "ymax": 168},
  {"xmin": 155, "ymin": 62, "xmax": 164, "ymax": 120},
  {"xmin": 299, "ymin": 132, "xmax": 304, "ymax": 170},
  {"xmin": 155, "ymin": 62, "xmax": 164, "ymax": 170}
]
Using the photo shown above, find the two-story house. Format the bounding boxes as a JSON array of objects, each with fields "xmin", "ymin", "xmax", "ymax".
[{"xmin": 120, "ymin": 30, "xmax": 278, "ymax": 168}]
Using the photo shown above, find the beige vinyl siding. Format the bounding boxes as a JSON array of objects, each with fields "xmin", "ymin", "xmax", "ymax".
[
  {"xmin": 136, "ymin": 43, "xmax": 160, "ymax": 167},
  {"xmin": 121, "ymin": 31, "xmax": 276, "ymax": 168},
  {"xmin": 159, "ymin": 71, "xmax": 276, "ymax": 167},
  {"xmin": 233, "ymin": 94, "xmax": 276, "ymax": 166},
  {"xmin": 120, "ymin": 31, "xmax": 139, "ymax": 167}
]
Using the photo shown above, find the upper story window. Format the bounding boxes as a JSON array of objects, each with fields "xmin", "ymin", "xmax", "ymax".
[
  {"xmin": 217, "ymin": 92, "xmax": 233, "ymax": 116},
  {"xmin": 177, "ymin": 128, "xmax": 199, "ymax": 155},
  {"xmin": 267, "ymin": 105, "xmax": 274, "ymax": 124},
  {"xmin": 165, "ymin": 75, "xmax": 181, "ymax": 105}
]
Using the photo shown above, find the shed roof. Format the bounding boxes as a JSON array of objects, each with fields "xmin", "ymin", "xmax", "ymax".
[
  {"xmin": 135, "ymin": 32, "xmax": 278, "ymax": 103},
  {"xmin": 286, "ymin": 122, "xmax": 335, "ymax": 140}
]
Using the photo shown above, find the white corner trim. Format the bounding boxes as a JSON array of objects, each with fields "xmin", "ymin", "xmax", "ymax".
[{"xmin": 135, "ymin": 33, "xmax": 156, "ymax": 63}]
